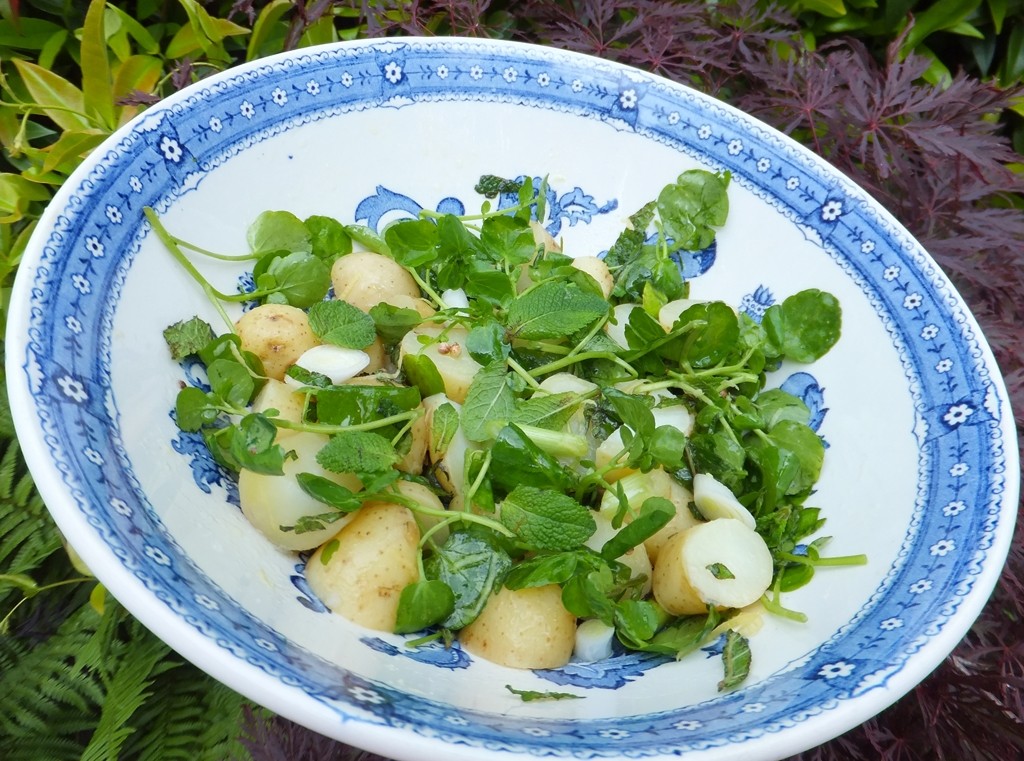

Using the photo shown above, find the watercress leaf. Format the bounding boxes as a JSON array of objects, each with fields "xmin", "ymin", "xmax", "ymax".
[
  {"xmin": 505, "ymin": 685, "xmax": 581, "ymax": 702},
  {"xmin": 480, "ymin": 214, "xmax": 536, "ymax": 266},
  {"xmin": 466, "ymin": 320, "xmax": 511, "ymax": 366},
  {"xmin": 266, "ymin": 251, "xmax": 331, "ymax": 308},
  {"xmin": 230, "ymin": 414, "xmax": 286, "ymax": 475},
  {"xmin": 198, "ymin": 334, "xmax": 265, "ymax": 380},
  {"xmin": 202, "ymin": 426, "xmax": 242, "ymax": 472},
  {"xmin": 614, "ymin": 599, "xmax": 670, "ymax": 650},
  {"xmin": 623, "ymin": 305, "xmax": 665, "ymax": 350},
  {"xmin": 175, "ymin": 387, "xmax": 220, "ymax": 432},
  {"xmin": 369, "ymin": 303, "xmax": 422, "ymax": 344},
  {"xmin": 490, "ymin": 424, "xmax": 576, "ymax": 495},
  {"xmin": 756, "ymin": 389, "xmax": 810, "ymax": 430},
  {"xmin": 207, "ymin": 358, "xmax": 255, "ymax": 408},
  {"xmin": 503, "ymin": 551, "xmax": 583, "ymax": 590},
  {"xmin": 762, "ymin": 289, "xmax": 842, "ymax": 363},
  {"xmin": 506, "ymin": 280, "xmax": 609, "ymax": 341},
  {"xmin": 295, "ymin": 472, "xmax": 364, "ymax": 512},
  {"xmin": 314, "ymin": 385, "xmax": 420, "ymax": 427},
  {"xmin": 247, "ymin": 210, "xmax": 311, "ymax": 254},
  {"xmin": 316, "ymin": 430, "xmax": 398, "ymax": 477},
  {"xmin": 687, "ymin": 432, "xmax": 747, "ymax": 489},
  {"xmin": 163, "ymin": 317, "xmax": 216, "ymax": 361},
  {"xmin": 307, "ymin": 299, "xmax": 376, "ymax": 348},
  {"xmin": 402, "ymin": 353, "xmax": 447, "ymax": 399},
  {"xmin": 425, "ymin": 530, "xmax": 512, "ymax": 629},
  {"xmin": 657, "ymin": 170, "xmax": 730, "ymax": 251},
  {"xmin": 510, "ymin": 392, "xmax": 580, "ymax": 431},
  {"xmin": 438, "ymin": 213, "xmax": 484, "ymax": 263},
  {"xmin": 561, "ymin": 565, "xmax": 617, "ymax": 623},
  {"xmin": 644, "ymin": 613, "xmax": 717, "ymax": 657},
  {"xmin": 603, "ymin": 388, "xmax": 655, "ymax": 440},
  {"xmin": 649, "ymin": 424, "xmax": 687, "ymax": 470},
  {"xmin": 499, "ymin": 485, "xmax": 595, "ymax": 551},
  {"xmin": 460, "ymin": 361, "xmax": 516, "ymax": 442},
  {"xmin": 718, "ymin": 630, "xmax": 751, "ymax": 691},
  {"xmin": 600, "ymin": 496, "xmax": 675, "ymax": 560},
  {"xmin": 768, "ymin": 419, "xmax": 825, "ymax": 494},
  {"xmin": 394, "ymin": 579, "xmax": 455, "ymax": 634},
  {"xmin": 677, "ymin": 301, "xmax": 740, "ymax": 369},
  {"xmin": 464, "ymin": 267, "xmax": 516, "ymax": 307},
  {"xmin": 305, "ymin": 214, "xmax": 352, "ymax": 262},
  {"xmin": 384, "ymin": 218, "xmax": 439, "ymax": 268},
  {"xmin": 343, "ymin": 224, "xmax": 390, "ymax": 255}
]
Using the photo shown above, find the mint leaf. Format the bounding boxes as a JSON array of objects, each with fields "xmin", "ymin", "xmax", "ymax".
[
  {"xmin": 506, "ymin": 280, "xmax": 609, "ymax": 340},
  {"xmin": 163, "ymin": 317, "xmax": 216, "ymax": 361},
  {"xmin": 499, "ymin": 485, "xmax": 596, "ymax": 551},
  {"xmin": 308, "ymin": 299, "xmax": 376, "ymax": 348},
  {"xmin": 460, "ymin": 361, "xmax": 516, "ymax": 442},
  {"xmin": 505, "ymin": 685, "xmax": 581, "ymax": 702},
  {"xmin": 510, "ymin": 392, "xmax": 580, "ymax": 431},
  {"xmin": 430, "ymin": 402, "xmax": 460, "ymax": 456},
  {"xmin": 718, "ymin": 630, "xmax": 751, "ymax": 691},
  {"xmin": 425, "ymin": 531, "xmax": 512, "ymax": 629},
  {"xmin": 316, "ymin": 430, "xmax": 398, "ymax": 477}
]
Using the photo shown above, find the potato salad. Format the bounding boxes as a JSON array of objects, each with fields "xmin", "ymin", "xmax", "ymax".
[{"xmin": 150, "ymin": 171, "xmax": 863, "ymax": 692}]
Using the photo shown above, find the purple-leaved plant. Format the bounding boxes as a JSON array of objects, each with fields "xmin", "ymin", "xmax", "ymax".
[{"xmin": 242, "ymin": 2, "xmax": 1023, "ymax": 758}]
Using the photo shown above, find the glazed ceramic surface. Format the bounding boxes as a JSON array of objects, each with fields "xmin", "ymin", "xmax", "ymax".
[{"xmin": 6, "ymin": 38, "xmax": 1018, "ymax": 761}]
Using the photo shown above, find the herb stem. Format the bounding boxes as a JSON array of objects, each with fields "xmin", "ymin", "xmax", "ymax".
[
  {"xmin": 406, "ymin": 267, "xmax": 447, "ymax": 310},
  {"xmin": 273, "ymin": 409, "xmax": 420, "ymax": 435},
  {"xmin": 506, "ymin": 357, "xmax": 542, "ymax": 391},
  {"xmin": 144, "ymin": 207, "xmax": 237, "ymax": 332}
]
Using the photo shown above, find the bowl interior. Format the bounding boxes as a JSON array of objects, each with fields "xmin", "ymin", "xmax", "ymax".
[{"xmin": 7, "ymin": 38, "xmax": 1018, "ymax": 761}]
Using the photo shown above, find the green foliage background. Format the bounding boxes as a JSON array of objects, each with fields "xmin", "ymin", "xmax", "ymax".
[{"xmin": 0, "ymin": 1, "xmax": 1020, "ymax": 760}]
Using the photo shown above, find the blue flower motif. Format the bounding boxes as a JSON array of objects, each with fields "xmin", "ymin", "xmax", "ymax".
[
  {"xmin": 383, "ymin": 61, "xmax": 403, "ymax": 84},
  {"xmin": 159, "ymin": 135, "xmax": 183, "ymax": 162}
]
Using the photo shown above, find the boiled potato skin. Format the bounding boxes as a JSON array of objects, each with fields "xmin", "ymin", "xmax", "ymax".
[
  {"xmin": 331, "ymin": 252, "xmax": 420, "ymax": 313},
  {"xmin": 460, "ymin": 584, "xmax": 576, "ymax": 669},
  {"xmin": 235, "ymin": 303, "xmax": 320, "ymax": 381},
  {"xmin": 305, "ymin": 502, "xmax": 420, "ymax": 631}
]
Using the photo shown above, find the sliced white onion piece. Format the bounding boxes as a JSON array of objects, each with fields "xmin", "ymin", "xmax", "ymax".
[
  {"xmin": 441, "ymin": 287, "xmax": 470, "ymax": 310},
  {"xmin": 692, "ymin": 472, "xmax": 756, "ymax": 529},
  {"xmin": 284, "ymin": 345, "xmax": 370, "ymax": 388},
  {"xmin": 574, "ymin": 619, "xmax": 616, "ymax": 662}
]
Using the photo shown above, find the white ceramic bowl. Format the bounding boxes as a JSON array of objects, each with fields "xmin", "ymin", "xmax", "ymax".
[{"xmin": 6, "ymin": 38, "xmax": 1018, "ymax": 761}]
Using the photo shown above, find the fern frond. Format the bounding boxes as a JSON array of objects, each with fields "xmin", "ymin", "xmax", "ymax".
[
  {"xmin": 0, "ymin": 604, "xmax": 107, "ymax": 757},
  {"xmin": 80, "ymin": 618, "xmax": 172, "ymax": 761},
  {"xmin": 125, "ymin": 653, "xmax": 250, "ymax": 761}
]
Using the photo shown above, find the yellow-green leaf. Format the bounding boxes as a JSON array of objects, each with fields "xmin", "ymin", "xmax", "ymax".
[
  {"xmin": 38, "ymin": 28, "xmax": 67, "ymax": 70},
  {"xmin": 113, "ymin": 53, "xmax": 162, "ymax": 100},
  {"xmin": 40, "ymin": 129, "xmax": 107, "ymax": 175},
  {"xmin": 81, "ymin": 0, "xmax": 116, "ymax": 130},
  {"xmin": 165, "ymin": 21, "xmax": 204, "ymax": 59},
  {"xmin": 11, "ymin": 58, "xmax": 90, "ymax": 130},
  {"xmin": 0, "ymin": 172, "xmax": 51, "ymax": 224},
  {"xmin": 107, "ymin": 5, "xmax": 160, "ymax": 54},
  {"xmin": 247, "ymin": 0, "xmax": 291, "ymax": 61},
  {"xmin": 89, "ymin": 582, "xmax": 107, "ymax": 615}
]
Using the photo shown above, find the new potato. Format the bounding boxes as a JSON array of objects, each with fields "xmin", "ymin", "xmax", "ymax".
[
  {"xmin": 460, "ymin": 584, "xmax": 576, "ymax": 669},
  {"xmin": 331, "ymin": 251, "xmax": 420, "ymax": 313},
  {"xmin": 305, "ymin": 502, "xmax": 420, "ymax": 631},
  {"xmin": 234, "ymin": 303, "xmax": 319, "ymax": 381}
]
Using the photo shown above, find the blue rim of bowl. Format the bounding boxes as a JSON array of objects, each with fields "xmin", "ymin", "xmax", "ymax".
[{"xmin": 6, "ymin": 37, "xmax": 1018, "ymax": 759}]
